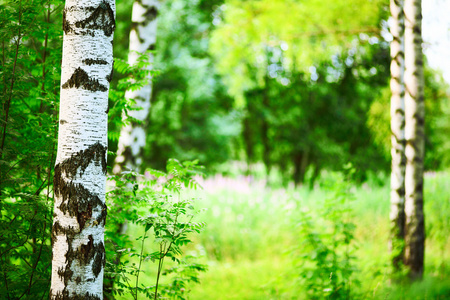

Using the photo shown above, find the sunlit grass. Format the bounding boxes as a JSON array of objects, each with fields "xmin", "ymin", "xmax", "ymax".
[{"xmin": 121, "ymin": 171, "xmax": 450, "ymax": 299}]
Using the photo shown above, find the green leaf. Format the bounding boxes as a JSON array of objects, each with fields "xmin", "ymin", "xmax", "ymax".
[{"xmin": 145, "ymin": 223, "xmax": 153, "ymax": 232}]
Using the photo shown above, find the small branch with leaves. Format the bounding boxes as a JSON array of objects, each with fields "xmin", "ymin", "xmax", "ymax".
[{"xmin": 105, "ymin": 159, "xmax": 207, "ymax": 300}]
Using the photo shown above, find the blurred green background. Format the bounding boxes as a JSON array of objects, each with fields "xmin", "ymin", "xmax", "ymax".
[
  {"xmin": 110, "ymin": 0, "xmax": 450, "ymax": 184},
  {"xmin": 108, "ymin": 0, "xmax": 450, "ymax": 298}
]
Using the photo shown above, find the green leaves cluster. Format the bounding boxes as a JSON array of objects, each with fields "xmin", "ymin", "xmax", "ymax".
[
  {"xmin": 210, "ymin": 0, "xmax": 386, "ymax": 100},
  {"xmin": 110, "ymin": 0, "xmax": 450, "ymax": 185},
  {"xmin": 108, "ymin": 51, "xmax": 158, "ymax": 143},
  {"xmin": 105, "ymin": 159, "xmax": 207, "ymax": 299},
  {"xmin": 0, "ymin": 0, "xmax": 63, "ymax": 298},
  {"xmin": 239, "ymin": 39, "xmax": 391, "ymax": 184},
  {"xmin": 142, "ymin": 0, "xmax": 239, "ymax": 170},
  {"xmin": 292, "ymin": 166, "xmax": 359, "ymax": 299}
]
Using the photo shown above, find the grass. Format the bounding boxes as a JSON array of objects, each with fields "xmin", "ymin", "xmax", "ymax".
[{"xmin": 119, "ymin": 171, "xmax": 450, "ymax": 299}]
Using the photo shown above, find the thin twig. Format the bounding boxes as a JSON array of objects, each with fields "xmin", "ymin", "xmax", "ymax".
[
  {"xmin": 0, "ymin": 0, "xmax": 23, "ymax": 160},
  {"xmin": 154, "ymin": 245, "xmax": 165, "ymax": 300},
  {"xmin": 39, "ymin": 1, "xmax": 51, "ymax": 114},
  {"xmin": 135, "ymin": 229, "xmax": 147, "ymax": 300},
  {"xmin": 2, "ymin": 256, "xmax": 11, "ymax": 300}
]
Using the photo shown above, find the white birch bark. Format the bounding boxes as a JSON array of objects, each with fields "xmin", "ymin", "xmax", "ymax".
[
  {"xmin": 114, "ymin": 0, "xmax": 160, "ymax": 174},
  {"xmin": 50, "ymin": 0, "xmax": 115, "ymax": 298},
  {"xmin": 389, "ymin": 0, "xmax": 406, "ymax": 270},
  {"xmin": 404, "ymin": 0, "xmax": 425, "ymax": 280}
]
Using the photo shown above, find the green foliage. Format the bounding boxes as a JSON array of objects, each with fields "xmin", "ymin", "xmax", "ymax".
[
  {"xmin": 292, "ymin": 166, "xmax": 359, "ymax": 299},
  {"xmin": 210, "ymin": 0, "xmax": 387, "ymax": 100},
  {"xmin": 105, "ymin": 159, "xmax": 207, "ymax": 299},
  {"xmin": 238, "ymin": 39, "xmax": 391, "ymax": 184},
  {"xmin": 0, "ymin": 0, "xmax": 63, "ymax": 297},
  {"xmin": 108, "ymin": 51, "xmax": 158, "ymax": 144},
  {"xmin": 143, "ymin": 0, "xmax": 239, "ymax": 170},
  {"xmin": 111, "ymin": 0, "xmax": 448, "ymax": 185},
  {"xmin": 204, "ymin": 0, "xmax": 398, "ymax": 183}
]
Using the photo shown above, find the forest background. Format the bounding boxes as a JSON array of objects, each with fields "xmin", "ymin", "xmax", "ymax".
[{"xmin": 0, "ymin": 0, "xmax": 449, "ymax": 299}]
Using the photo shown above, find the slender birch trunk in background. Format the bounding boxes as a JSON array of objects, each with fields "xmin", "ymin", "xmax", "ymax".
[
  {"xmin": 389, "ymin": 0, "xmax": 406, "ymax": 271},
  {"xmin": 113, "ymin": 0, "xmax": 160, "ymax": 174},
  {"xmin": 50, "ymin": 0, "xmax": 115, "ymax": 298},
  {"xmin": 404, "ymin": 0, "xmax": 425, "ymax": 280}
]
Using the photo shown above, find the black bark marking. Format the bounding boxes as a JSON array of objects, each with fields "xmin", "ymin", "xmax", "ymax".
[
  {"xmin": 77, "ymin": 204, "xmax": 92, "ymax": 230},
  {"xmin": 62, "ymin": 67, "xmax": 108, "ymax": 92},
  {"xmin": 413, "ymin": 24, "xmax": 421, "ymax": 35},
  {"xmin": 52, "ymin": 221, "xmax": 78, "ymax": 246},
  {"xmin": 106, "ymin": 63, "xmax": 113, "ymax": 83},
  {"xmin": 92, "ymin": 241, "xmax": 105, "ymax": 277},
  {"xmin": 147, "ymin": 43, "xmax": 156, "ymax": 51},
  {"xmin": 54, "ymin": 178, "xmax": 104, "ymax": 227},
  {"xmin": 57, "ymin": 265, "xmax": 74, "ymax": 286},
  {"xmin": 54, "ymin": 142, "xmax": 107, "ymax": 228},
  {"xmin": 54, "ymin": 234, "xmax": 104, "ymax": 297},
  {"xmin": 52, "ymin": 140, "xmax": 108, "ymax": 272},
  {"xmin": 391, "ymin": 131, "xmax": 406, "ymax": 145},
  {"xmin": 83, "ymin": 58, "xmax": 108, "ymax": 65},
  {"xmin": 130, "ymin": 5, "xmax": 158, "ymax": 31},
  {"xmin": 143, "ymin": 6, "xmax": 158, "ymax": 24},
  {"xmin": 53, "ymin": 290, "xmax": 102, "ymax": 300},
  {"xmin": 62, "ymin": 9, "xmax": 73, "ymax": 35},
  {"xmin": 75, "ymin": 1, "xmax": 116, "ymax": 37},
  {"xmin": 96, "ymin": 204, "xmax": 107, "ymax": 226},
  {"xmin": 54, "ymin": 174, "xmax": 99, "ymax": 222},
  {"xmin": 391, "ymin": 35, "xmax": 404, "ymax": 44},
  {"xmin": 131, "ymin": 22, "xmax": 139, "ymax": 32},
  {"xmin": 58, "ymin": 231, "xmax": 74, "ymax": 289},
  {"xmin": 58, "ymin": 142, "xmax": 107, "ymax": 176},
  {"xmin": 78, "ymin": 235, "xmax": 96, "ymax": 265},
  {"xmin": 415, "ymin": 181, "xmax": 424, "ymax": 194}
]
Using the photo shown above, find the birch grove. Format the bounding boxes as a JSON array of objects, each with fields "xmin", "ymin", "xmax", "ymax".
[
  {"xmin": 114, "ymin": 0, "xmax": 160, "ymax": 174},
  {"xmin": 404, "ymin": 0, "xmax": 425, "ymax": 279},
  {"xmin": 50, "ymin": 0, "xmax": 115, "ymax": 298},
  {"xmin": 389, "ymin": 0, "xmax": 406, "ymax": 270}
]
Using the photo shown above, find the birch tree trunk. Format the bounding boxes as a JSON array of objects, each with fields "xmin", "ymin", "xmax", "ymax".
[
  {"xmin": 389, "ymin": 0, "xmax": 406, "ymax": 270},
  {"xmin": 113, "ymin": 0, "xmax": 159, "ymax": 174},
  {"xmin": 50, "ymin": 0, "xmax": 115, "ymax": 298},
  {"xmin": 404, "ymin": 0, "xmax": 425, "ymax": 280}
]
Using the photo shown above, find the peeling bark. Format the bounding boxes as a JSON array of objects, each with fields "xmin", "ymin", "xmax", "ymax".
[
  {"xmin": 114, "ymin": 0, "xmax": 160, "ymax": 174},
  {"xmin": 389, "ymin": 0, "xmax": 406, "ymax": 270},
  {"xmin": 404, "ymin": 0, "xmax": 425, "ymax": 280},
  {"xmin": 50, "ymin": 0, "xmax": 115, "ymax": 298}
]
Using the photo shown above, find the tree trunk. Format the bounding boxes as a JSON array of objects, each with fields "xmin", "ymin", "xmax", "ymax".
[
  {"xmin": 293, "ymin": 148, "xmax": 309, "ymax": 185},
  {"xmin": 308, "ymin": 163, "xmax": 320, "ymax": 190},
  {"xmin": 262, "ymin": 77, "xmax": 271, "ymax": 177},
  {"xmin": 113, "ymin": 0, "xmax": 160, "ymax": 174},
  {"xmin": 243, "ymin": 107, "xmax": 255, "ymax": 175},
  {"xmin": 404, "ymin": 0, "xmax": 425, "ymax": 280},
  {"xmin": 50, "ymin": 1, "xmax": 115, "ymax": 298},
  {"xmin": 389, "ymin": 0, "xmax": 406, "ymax": 271}
]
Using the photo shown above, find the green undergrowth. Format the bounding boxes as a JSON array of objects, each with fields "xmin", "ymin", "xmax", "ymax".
[{"xmin": 123, "ymin": 171, "xmax": 450, "ymax": 299}]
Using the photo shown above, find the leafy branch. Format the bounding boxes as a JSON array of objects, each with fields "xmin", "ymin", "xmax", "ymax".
[{"xmin": 105, "ymin": 159, "xmax": 207, "ymax": 300}]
